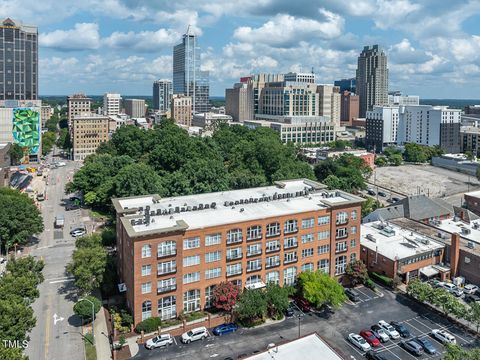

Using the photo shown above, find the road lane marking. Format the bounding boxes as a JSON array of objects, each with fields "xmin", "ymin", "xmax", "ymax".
[{"xmin": 44, "ymin": 292, "xmax": 52, "ymax": 360}]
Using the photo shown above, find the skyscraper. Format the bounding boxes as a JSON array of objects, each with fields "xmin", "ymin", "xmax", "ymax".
[
  {"xmin": 173, "ymin": 27, "xmax": 209, "ymax": 114},
  {"xmin": 0, "ymin": 18, "xmax": 38, "ymax": 100},
  {"xmin": 356, "ymin": 45, "xmax": 388, "ymax": 117},
  {"xmin": 153, "ymin": 80, "xmax": 172, "ymax": 112}
]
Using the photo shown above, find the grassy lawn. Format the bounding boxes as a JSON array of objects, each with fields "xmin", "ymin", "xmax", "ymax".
[
  {"xmin": 84, "ymin": 332, "xmax": 97, "ymax": 360},
  {"xmin": 89, "ymin": 208, "xmax": 112, "ymax": 221}
]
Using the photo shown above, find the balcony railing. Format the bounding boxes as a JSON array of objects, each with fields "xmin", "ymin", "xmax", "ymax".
[
  {"xmin": 265, "ymin": 246, "xmax": 281, "ymax": 253},
  {"xmin": 335, "ymin": 247, "xmax": 348, "ymax": 254},
  {"xmin": 284, "ymin": 258, "xmax": 298, "ymax": 265},
  {"xmin": 246, "ymin": 265, "xmax": 262, "ymax": 273},
  {"xmin": 265, "ymin": 230, "xmax": 281, "ymax": 238},
  {"xmin": 246, "ymin": 233, "xmax": 263, "ymax": 242},
  {"xmin": 284, "ymin": 227, "xmax": 299, "ymax": 235},
  {"xmin": 265, "ymin": 261, "xmax": 281, "ymax": 269},
  {"xmin": 157, "ymin": 250, "xmax": 177, "ymax": 259},
  {"xmin": 157, "ymin": 268, "xmax": 177, "ymax": 276},
  {"xmin": 336, "ymin": 218, "xmax": 349, "ymax": 225},
  {"xmin": 336, "ymin": 232, "xmax": 348, "ymax": 240},
  {"xmin": 226, "ymin": 253, "xmax": 243, "ymax": 261},
  {"xmin": 157, "ymin": 285, "xmax": 177, "ymax": 294},
  {"xmin": 246, "ymin": 249, "xmax": 262, "ymax": 258},
  {"xmin": 226, "ymin": 237, "xmax": 243, "ymax": 245},
  {"xmin": 284, "ymin": 242, "xmax": 298, "ymax": 250},
  {"xmin": 226, "ymin": 269, "xmax": 243, "ymax": 277}
]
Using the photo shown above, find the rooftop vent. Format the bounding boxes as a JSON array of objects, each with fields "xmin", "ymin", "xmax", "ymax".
[
  {"xmin": 467, "ymin": 241, "xmax": 475, "ymax": 249},
  {"xmin": 211, "ymin": 202, "xmax": 216, "ymax": 208},
  {"xmin": 366, "ymin": 234, "xmax": 376, "ymax": 242},
  {"xmin": 240, "ymin": 208, "xmax": 244, "ymax": 212},
  {"xmin": 462, "ymin": 227, "xmax": 471, "ymax": 235}
]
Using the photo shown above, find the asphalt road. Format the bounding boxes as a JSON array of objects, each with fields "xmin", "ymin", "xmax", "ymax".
[
  {"xmin": 25, "ymin": 153, "xmax": 86, "ymax": 360},
  {"xmin": 132, "ymin": 286, "xmax": 479, "ymax": 360}
]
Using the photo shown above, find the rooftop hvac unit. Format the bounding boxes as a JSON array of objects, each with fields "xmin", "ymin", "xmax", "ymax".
[
  {"xmin": 175, "ymin": 206, "xmax": 180, "ymax": 213},
  {"xmin": 151, "ymin": 218, "xmax": 155, "ymax": 223},
  {"xmin": 187, "ymin": 206, "xmax": 192, "ymax": 211},
  {"xmin": 150, "ymin": 211, "xmax": 155, "ymax": 216},
  {"xmin": 224, "ymin": 201, "xmax": 229, "ymax": 206},
  {"xmin": 462, "ymin": 227, "xmax": 471, "ymax": 235},
  {"xmin": 192, "ymin": 206, "xmax": 198, "ymax": 211},
  {"xmin": 205, "ymin": 203, "xmax": 210, "ymax": 209},
  {"xmin": 145, "ymin": 205, "xmax": 150, "ymax": 211},
  {"xmin": 169, "ymin": 208, "xmax": 174, "ymax": 214},
  {"xmin": 181, "ymin": 207, "xmax": 185, "ymax": 212},
  {"xmin": 235, "ymin": 200, "xmax": 239, "ymax": 205},
  {"xmin": 240, "ymin": 208, "xmax": 244, "ymax": 212},
  {"xmin": 138, "ymin": 207, "xmax": 143, "ymax": 212},
  {"xmin": 211, "ymin": 202, "xmax": 217, "ymax": 208},
  {"xmin": 366, "ymin": 234, "xmax": 376, "ymax": 242},
  {"xmin": 162, "ymin": 209, "xmax": 168, "ymax": 215},
  {"xmin": 473, "ymin": 223, "xmax": 479, "ymax": 229},
  {"xmin": 240, "ymin": 199, "xmax": 244, "ymax": 204},
  {"xmin": 130, "ymin": 219, "xmax": 135, "ymax": 226},
  {"xmin": 199, "ymin": 204, "xmax": 204, "ymax": 210},
  {"xmin": 467, "ymin": 241, "xmax": 475, "ymax": 249},
  {"xmin": 156, "ymin": 209, "xmax": 161, "ymax": 215}
]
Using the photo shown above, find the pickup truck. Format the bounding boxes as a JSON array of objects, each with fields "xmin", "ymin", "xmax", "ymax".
[{"xmin": 55, "ymin": 215, "xmax": 65, "ymax": 228}]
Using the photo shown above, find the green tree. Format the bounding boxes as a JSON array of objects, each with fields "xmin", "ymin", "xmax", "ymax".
[
  {"xmin": 297, "ymin": 270, "xmax": 347, "ymax": 308},
  {"xmin": 432, "ymin": 288, "xmax": 458, "ymax": 317},
  {"xmin": 468, "ymin": 302, "xmax": 480, "ymax": 332},
  {"xmin": 67, "ymin": 245, "xmax": 107, "ymax": 295},
  {"xmin": 0, "ymin": 275, "xmax": 40, "ymax": 303},
  {"xmin": 73, "ymin": 295, "xmax": 101, "ymax": 320},
  {"xmin": 388, "ymin": 153, "xmax": 403, "ymax": 166},
  {"xmin": 265, "ymin": 283, "xmax": 289, "ymax": 319},
  {"xmin": 56, "ymin": 128, "xmax": 71, "ymax": 149},
  {"xmin": 41, "ymin": 131, "xmax": 56, "ymax": 155},
  {"xmin": 361, "ymin": 197, "xmax": 382, "ymax": 217},
  {"xmin": 235, "ymin": 289, "xmax": 268, "ymax": 323},
  {"xmin": 345, "ymin": 260, "xmax": 369, "ymax": 286},
  {"xmin": 112, "ymin": 163, "xmax": 165, "ymax": 198},
  {"xmin": 374, "ymin": 156, "xmax": 387, "ymax": 167},
  {"xmin": 0, "ymin": 188, "xmax": 44, "ymax": 253},
  {"xmin": 7, "ymin": 143, "xmax": 24, "ymax": 165},
  {"xmin": 444, "ymin": 344, "xmax": 480, "ymax": 360},
  {"xmin": 0, "ymin": 296, "xmax": 36, "ymax": 343},
  {"xmin": 0, "ymin": 347, "xmax": 28, "ymax": 360}
]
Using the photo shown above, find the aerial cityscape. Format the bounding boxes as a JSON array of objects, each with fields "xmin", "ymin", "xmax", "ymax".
[{"xmin": 1, "ymin": 1, "xmax": 480, "ymax": 360}]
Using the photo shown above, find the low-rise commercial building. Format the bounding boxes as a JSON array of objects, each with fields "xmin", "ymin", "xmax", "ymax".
[
  {"xmin": 171, "ymin": 94, "xmax": 192, "ymax": 127},
  {"xmin": 72, "ymin": 114, "xmax": 110, "ymax": 161},
  {"xmin": 113, "ymin": 179, "xmax": 363, "ymax": 324},
  {"xmin": 192, "ymin": 112, "xmax": 232, "ymax": 131},
  {"xmin": 465, "ymin": 190, "xmax": 480, "ymax": 216}
]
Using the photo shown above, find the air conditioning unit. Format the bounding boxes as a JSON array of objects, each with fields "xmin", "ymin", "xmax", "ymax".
[{"xmin": 467, "ymin": 241, "xmax": 475, "ymax": 249}]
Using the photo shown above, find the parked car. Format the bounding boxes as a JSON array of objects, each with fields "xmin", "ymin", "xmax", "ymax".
[
  {"xmin": 413, "ymin": 337, "xmax": 436, "ymax": 355},
  {"xmin": 464, "ymin": 284, "xmax": 479, "ymax": 294},
  {"xmin": 348, "ymin": 333, "xmax": 371, "ymax": 352},
  {"xmin": 378, "ymin": 320, "xmax": 400, "ymax": 339},
  {"xmin": 367, "ymin": 189, "xmax": 376, "ymax": 196},
  {"xmin": 378, "ymin": 191, "xmax": 387, "ymax": 197},
  {"xmin": 181, "ymin": 326, "xmax": 209, "ymax": 344},
  {"xmin": 70, "ymin": 228, "xmax": 86, "ymax": 237},
  {"xmin": 386, "ymin": 198, "xmax": 394, "ymax": 203},
  {"xmin": 391, "ymin": 197, "xmax": 400, "ymax": 202},
  {"xmin": 442, "ymin": 283, "xmax": 456, "ymax": 292},
  {"xmin": 344, "ymin": 288, "xmax": 360, "ymax": 302},
  {"xmin": 365, "ymin": 351, "xmax": 388, "ymax": 360},
  {"xmin": 359, "ymin": 330, "xmax": 381, "ymax": 347},
  {"xmin": 294, "ymin": 297, "xmax": 312, "ymax": 313},
  {"xmin": 212, "ymin": 323, "xmax": 238, "ymax": 336},
  {"xmin": 401, "ymin": 340, "xmax": 423, "ymax": 356},
  {"xmin": 145, "ymin": 334, "xmax": 173, "ymax": 349},
  {"xmin": 370, "ymin": 324, "xmax": 390, "ymax": 343},
  {"xmin": 431, "ymin": 329, "xmax": 456, "ymax": 345},
  {"xmin": 285, "ymin": 307, "xmax": 294, "ymax": 317},
  {"xmin": 451, "ymin": 287, "xmax": 464, "ymax": 297},
  {"xmin": 465, "ymin": 294, "xmax": 480, "ymax": 304},
  {"xmin": 390, "ymin": 321, "xmax": 411, "ymax": 337},
  {"xmin": 65, "ymin": 203, "xmax": 80, "ymax": 211}
]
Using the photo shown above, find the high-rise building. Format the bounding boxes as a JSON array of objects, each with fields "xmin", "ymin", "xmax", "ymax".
[
  {"xmin": 246, "ymin": 74, "xmax": 284, "ymax": 114},
  {"xmin": 340, "ymin": 91, "xmax": 359, "ymax": 126},
  {"xmin": 171, "ymin": 94, "xmax": 192, "ymax": 126},
  {"xmin": 112, "ymin": 179, "xmax": 363, "ymax": 324},
  {"xmin": 68, "ymin": 93, "xmax": 92, "ymax": 126},
  {"xmin": 334, "ymin": 78, "xmax": 356, "ymax": 93},
  {"xmin": 103, "ymin": 93, "xmax": 122, "ymax": 116},
  {"xmin": 0, "ymin": 18, "xmax": 38, "ymax": 100},
  {"xmin": 365, "ymin": 105, "xmax": 400, "ymax": 152},
  {"xmin": 284, "ymin": 72, "xmax": 316, "ymax": 83},
  {"xmin": 225, "ymin": 83, "xmax": 254, "ymax": 122},
  {"xmin": 153, "ymin": 80, "xmax": 173, "ymax": 112},
  {"xmin": 72, "ymin": 114, "xmax": 110, "ymax": 161},
  {"xmin": 388, "ymin": 92, "xmax": 420, "ymax": 106},
  {"xmin": 356, "ymin": 45, "xmax": 389, "ymax": 117},
  {"xmin": 317, "ymin": 85, "xmax": 341, "ymax": 126},
  {"xmin": 124, "ymin": 99, "xmax": 146, "ymax": 118},
  {"xmin": 173, "ymin": 28, "xmax": 209, "ymax": 114}
]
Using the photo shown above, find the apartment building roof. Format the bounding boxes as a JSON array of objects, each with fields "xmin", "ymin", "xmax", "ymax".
[
  {"xmin": 361, "ymin": 221, "xmax": 444, "ymax": 261},
  {"xmin": 113, "ymin": 179, "xmax": 364, "ymax": 238}
]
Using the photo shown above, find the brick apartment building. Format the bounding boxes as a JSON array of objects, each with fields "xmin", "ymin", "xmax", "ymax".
[{"xmin": 112, "ymin": 179, "xmax": 363, "ymax": 325}]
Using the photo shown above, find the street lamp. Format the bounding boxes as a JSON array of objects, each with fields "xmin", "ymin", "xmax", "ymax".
[
  {"xmin": 79, "ymin": 298, "xmax": 95, "ymax": 345},
  {"xmin": 297, "ymin": 314, "xmax": 302, "ymax": 338}
]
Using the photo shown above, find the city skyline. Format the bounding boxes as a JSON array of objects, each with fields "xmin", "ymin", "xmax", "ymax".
[{"xmin": 2, "ymin": 1, "xmax": 480, "ymax": 98}]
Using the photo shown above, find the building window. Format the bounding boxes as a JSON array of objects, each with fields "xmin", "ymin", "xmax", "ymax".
[
  {"xmin": 141, "ymin": 244, "xmax": 151, "ymax": 258},
  {"xmin": 158, "ymin": 296, "xmax": 176, "ymax": 320},
  {"xmin": 350, "ymin": 253, "xmax": 356, "ymax": 263},
  {"xmin": 266, "ymin": 255, "xmax": 280, "ymax": 268},
  {"xmin": 336, "ymin": 228, "xmax": 348, "ymax": 239},
  {"xmin": 266, "ymin": 240, "xmax": 280, "ymax": 252},
  {"xmin": 141, "ymin": 282, "xmax": 152, "ymax": 294},
  {"xmin": 158, "ymin": 260, "xmax": 176, "ymax": 275},
  {"xmin": 318, "ymin": 216, "xmax": 330, "ymax": 225},
  {"xmin": 183, "ymin": 255, "xmax": 200, "ymax": 267},
  {"xmin": 266, "ymin": 271, "xmax": 280, "ymax": 284},
  {"xmin": 205, "ymin": 233, "xmax": 221, "ymax": 246},
  {"xmin": 183, "ymin": 237, "xmax": 200, "ymax": 250},
  {"xmin": 336, "ymin": 212, "xmax": 348, "ymax": 224},
  {"xmin": 247, "ymin": 259, "xmax": 262, "ymax": 272},
  {"xmin": 247, "ymin": 225, "xmax": 262, "ymax": 240},
  {"xmin": 142, "ymin": 300, "xmax": 152, "ymax": 321},
  {"xmin": 284, "ymin": 251, "xmax": 297, "ymax": 263},
  {"xmin": 317, "ymin": 230, "xmax": 330, "ymax": 240},
  {"xmin": 157, "ymin": 277, "xmax": 176, "ymax": 293},
  {"xmin": 266, "ymin": 222, "xmax": 281, "ymax": 237},
  {"xmin": 226, "ymin": 247, "xmax": 242, "ymax": 260},
  {"xmin": 141, "ymin": 264, "xmax": 151, "ymax": 276},
  {"xmin": 351, "ymin": 210, "xmax": 357, "ymax": 220},
  {"xmin": 227, "ymin": 229, "xmax": 243, "ymax": 244},
  {"xmin": 284, "ymin": 219, "xmax": 298, "ymax": 233},
  {"xmin": 335, "ymin": 256, "xmax": 347, "ymax": 275},
  {"xmin": 301, "ymin": 233, "xmax": 314, "ymax": 243},
  {"xmin": 318, "ymin": 244, "xmax": 330, "ymax": 254},
  {"xmin": 301, "ymin": 218, "xmax": 315, "ymax": 229},
  {"xmin": 205, "ymin": 251, "xmax": 221, "ymax": 263},
  {"xmin": 183, "ymin": 289, "xmax": 200, "ymax": 313},
  {"xmin": 205, "ymin": 285, "xmax": 215, "ymax": 308},
  {"xmin": 336, "ymin": 242, "xmax": 347, "ymax": 253},
  {"xmin": 205, "ymin": 267, "xmax": 222, "ymax": 280},
  {"xmin": 226, "ymin": 263, "xmax": 242, "ymax": 276},
  {"xmin": 284, "ymin": 236, "xmax": 298, "ymax": 249},
  {"xmin": 247, "ymin": 243, "xmax": 262, "ymax": 256},
  {"xmin": 301, "ymin": 263, "xmax": 314, "ymax": 272},
  {"xmin": 350, "ymin": 239, "xmax": 356, "ymax": 248},
  {"xmin": 318, "ymin": 259, "xmax": 330, "ymax": 274},
  {"xmin": 301, "ymin": 248, "xmax": 314, "ymax": 258},
  {"xmin": 351, "ymin": 226, "xmax": 357, "ymax": 235},
  {"xmin": 158, "ymin": 240, "xmax": 176, "ymax": 257},
  {"xmin": 284, "ymin": 267, "xmax": 297, "ymax": 285},
  {"xmin": 183, "ymin": 272, "xmax": 200, "ymax": 284}
]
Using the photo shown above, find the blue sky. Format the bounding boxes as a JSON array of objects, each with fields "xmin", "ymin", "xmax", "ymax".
[{"xmin": 2, "ymin": 0, "xmax": 480, "ymax": 98}]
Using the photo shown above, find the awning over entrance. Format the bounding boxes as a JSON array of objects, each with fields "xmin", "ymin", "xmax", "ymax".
[
  {"xmin": 420, "ymin": 265, "xmax": 439, "ymax": 278},
  {"xmin": 245, "ymin": 281, "xmax": 266, "ymax": 290}
]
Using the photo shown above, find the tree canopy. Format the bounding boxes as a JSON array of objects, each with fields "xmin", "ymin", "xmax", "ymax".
[
  {"xmin": 73, "ymin": 295, "xmax": 102, "ymax": 320},
  {"xmin": 345, "ymin": 260, "xmax": 369, "ymax": 286},
  {"xmin": 297, "ymin": 270, "xmax": 347, "ymax": 308},
  {"xmin": 235, "ymin": 288, "xmax": 268, "ymax": 323},
  {"xmin": 403, "ymin": 143, "xmax": 443, "ymax": 163},
  {"xmin": 212, "ymin": 281, "xmax": 241, "ymax": 313},
  {"xmin": 0, "ymin": 188, "xmax": 44, "ymax": 253}
]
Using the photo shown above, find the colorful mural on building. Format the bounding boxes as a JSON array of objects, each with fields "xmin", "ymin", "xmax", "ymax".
[{"xmin": 12, "ymin": 107, "xmax": 40, "ymax": 155}]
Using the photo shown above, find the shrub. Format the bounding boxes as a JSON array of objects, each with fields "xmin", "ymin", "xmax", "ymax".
[
  {"xmin": 365, "ymin": 279, "xmax": 376, "ymax": 290},
  {"xmin": 101, "ymin": 227, "xmax": 116, "ymax": 247},
  {"xmin": 369, "ymin": 272, "xmax": 394, "ymax": 288},
  {"xmin": 135, "ymin": 317, "xmax": 162, "ymax": 333},
  {"xmin": 73, "ymin": 296, "xmax": 102, "ymax": 320}
]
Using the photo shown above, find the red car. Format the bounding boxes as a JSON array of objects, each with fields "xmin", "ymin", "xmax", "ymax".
[
  {"xmin": 294, "ymin": 297, "xmax": 312, "ymax": 313},
  {"xmin": 360, "ymin": 330, "xmax": 381, "ymax": 347}
]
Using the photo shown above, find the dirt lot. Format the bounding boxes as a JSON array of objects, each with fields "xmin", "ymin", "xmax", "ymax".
[{"xmin": 369, "ymin": 165, "xmax": 480, "ymax": 205}]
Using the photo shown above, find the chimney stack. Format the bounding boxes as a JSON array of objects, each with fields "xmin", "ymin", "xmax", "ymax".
[{"xmin": 450, "ymin": 233, "xmax": 460, "ymax": 278}]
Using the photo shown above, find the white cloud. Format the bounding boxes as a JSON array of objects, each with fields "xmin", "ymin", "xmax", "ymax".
[
  {"xmin": 233, "ymin": 10, "xmax": 344, "ymax": 47},
  {"xmin": 104, "ymin": 29, "xmax": 179, "ymax": 51},
  {"xmin": 40, "ymin": 23, "xmax": 100, "ymax": 50}
]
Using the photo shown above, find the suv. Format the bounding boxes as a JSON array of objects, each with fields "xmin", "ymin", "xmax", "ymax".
[
  {"xmin": 345, "ymin": 288, "xmax": 360, "ymax": 302},
  {"xmin": 390, "ymin": 321, "xmax": 411, "ymax": 337},
  {"xmin": 378, "ymin": 320, "xmax": 400, "ymax": 339},
  {"xmin": 464, "ymin": 284, "xmax": 479, "ymax": 294},
  {"xmin": 365, "ymin": 351, "xmax": 388, "ymax": 360},
  {"xmin": 377, "ymin": 191, "xmax": 387, "ymax": 197},
  {"xmin": 70, "ymin": 228, "xmax": 86, "ymax": 237},
  {"xmin": 145, "ymin": 334, "xmax": 173, "ymax": 349},
  {"xmin": 465, "ymin": 294, "xmax": 480, "ymax": 304},
  {"xmin": 431, "ymin": 329, "xmax": 456, "ymax": 345},
  {"xmin": 370, "ymin": 324, "xmax": 389, "ymax": 343},
  {"xmin": 401, "ymin": 340, "xmax": 423, "ymax": 356},
  {"xmin": 181, "ymin": 327, "xmax": 208, "ymax": 344},
  {"xmin": 367, "ymin": 189, "xmax": 376, "ymax": 196},
  {"xmin": 413, "ymin": 337, "xmax": 436, "ymax": 355}
]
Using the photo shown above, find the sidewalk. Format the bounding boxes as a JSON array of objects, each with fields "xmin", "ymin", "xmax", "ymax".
[{"xmin": 95, "ymin": 307, "xmax": 112, "ymax": 360}]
